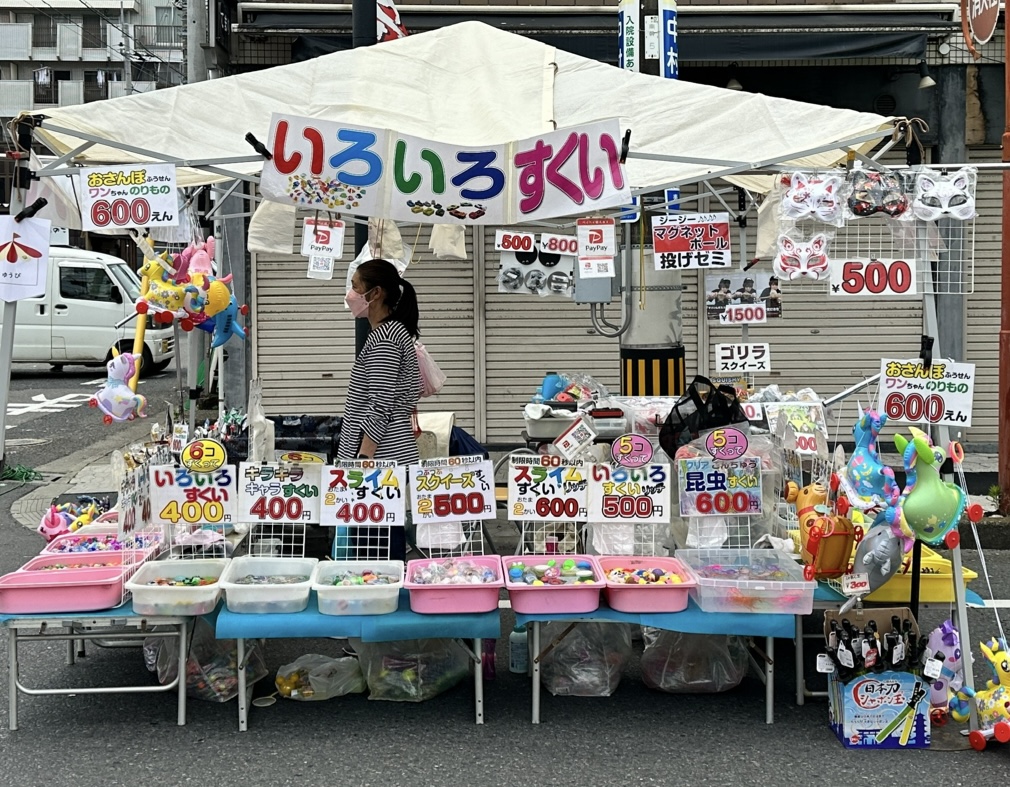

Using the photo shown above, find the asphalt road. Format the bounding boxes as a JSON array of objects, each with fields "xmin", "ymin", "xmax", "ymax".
[{"xmin": 2, "ymin": 359, "xmax": 1010, "ymax": 785}]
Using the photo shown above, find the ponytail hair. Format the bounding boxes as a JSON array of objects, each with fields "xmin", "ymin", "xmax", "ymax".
[{"xmin": 357, "ymin": 258, "xmax": 421, "ymax": 339}]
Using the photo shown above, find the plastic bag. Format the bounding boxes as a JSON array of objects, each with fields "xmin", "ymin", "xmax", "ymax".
[
  {"xmin": 146, "ymin": 618, "xmax": 267, "ymax": 703},
  {"xmin": 659, "ymin": 376, "xmax": 748, "ymax": 457},
  {"xmin": 641, "ymin": 630, "xmax": 749, "ymax": 693},
  {"xmin": 539, "ymin": 622, "xmax": 633, "ymax": 697},
  {"xmin": 428, "ymin": 223, "xmax": 468, "ymax": 260},
  {"xmin": 275, "ymin": 654, "xmax": 366, "ymax": 701},
  {"xmin": 352, "ymin": 638, "xmax": 471, "ymax": 702},
  {"xmin": 415, "ymin": 341, "xmax": 446, "ymax": 398}
]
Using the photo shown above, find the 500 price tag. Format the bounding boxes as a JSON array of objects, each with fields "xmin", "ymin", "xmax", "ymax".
[
  {"xmin": 507, "ymin": 455, "xmax": 588, "ymax": 522},
  {"xmin": 410, "ymin": 455, "xmax": 495, "ymax": 523},
  {"xmin": 494, "ymin": 230, "xmax": 537, "ymax": 253},
  {"xmin": 586, "ymin": 463, "xmax": 670, "ymax": 524},
  {"xmin": 150, "ymin": 465, "xmax": 237, "ymax": 527},
  {"xmin": 319, "ymin": 461, "xmax": 406, "ymax": 526},
  {"xmin": 719, "ymin": 304, "xmax": 767, "ymax": 325},
  {"xmin": 829, "ymin": 258, "xmax": 917, "ymax": 297},
  {"xmin": 238, "ymin": 462, "xmax": 321, "ymax": 524}
]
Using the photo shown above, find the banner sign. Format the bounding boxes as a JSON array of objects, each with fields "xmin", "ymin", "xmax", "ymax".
[
  {"xmin": 410, "ymin": 455, "xmax": 495, "ymax": 523},
  {"xmin": 261, "ymin": 114, "xmax": 630, "ymax": 225},
  {"xmin": 878, "ymin": 358, "xmax": 975, "ymax": 427},
  {"xmin": 659, "ymin": 0, "xmax": 679, "ymax": 79},
  {"xmin": 507, "ymin": 455, "xmax": 588, "ymax": 522},
  {"xmin": 715, "ymin": 343, "xmax": 771, "ymax": 373},
  {"xmin": 618, "ymin": 0, "xmax": 640, "ymax": 71},
  {"xmin": 764, "ymin": 402, "xmax": 828, "ymax": 454},
  {"xmin": 80, "ymin": 163, "xmax": 178, "ymax": 231},
  {"xmin": 678, "ymin": 457, "xmax": 763, "ymax": 518},
  {"xmin": 320, "ymin": 461, "xmax": 407, "ymax": 527},
  {"xmin": 238, "ymin": 462, "xmax": 322, "ymax": 524},
  {"xmin": 0, "ymin": 216, "xmax": 50, "ymax": 302},
  {"xmin": 652, "ymin": 213, "xmax": 732, "ymax": 270},
  {"xmin": 150, "ymin": 465, "xmax": 237, "ymax": 528},
  {"xmin": 587, "ymin": 463, "xmax": 671, "ymax": 524}
]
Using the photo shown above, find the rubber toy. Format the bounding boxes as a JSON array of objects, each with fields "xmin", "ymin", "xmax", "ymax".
[
  {"xmin": 784, "ymin": 479, "xmax": 860, "ymax": 581},
  {"xmin": 952, "ymin": 638, "xmax": 1010, "ymax": 750},
  {"xmin": 852, "ymin": 522, "xmax": 903, "ymax": 594},
  {"xmin": 925, "ymin": 620, "xmax": 964, "ymax": 726},
  {"xmin": 37, "ymin": 505, "xmax": 74, "ymax": 542},
  {"xmin": 892, "ymin": 427, "xmax": 966, "ymax": 548},
  {"xmin": 68, "ymin": 501, "xmax": 100, "ymax": 532},
  {"xmin": 837, "ymin": 408, "xmax": 900, "ymax": 513},
  {"xmin": 89, "ymin": 351, "xmax": 148, "ymax": 425},
  {"xmin": 209, "ymin": 295, "xmax": 247, "ymax": 348},
  {"xmin": 912, "ymin": 168, "xmax": 977, "ymax": 222}
]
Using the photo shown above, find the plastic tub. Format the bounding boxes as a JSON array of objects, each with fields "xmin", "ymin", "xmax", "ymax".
[
  {"xmin": 219, "ymin": 556, "xmax": 318, "ymax": 614},
  {"xmin": 126, "ymin": 558, "xmax": 229, "ymax": 616},
  {"xmin": 312, "ymin": 560, "xmax": 404, "ymax": 616},
  {"xmin": 522, "ymin": 413, "xmax": 573, "ymax": 440},
  {"xmin": 18, "ymin": 550, "xmax": 148, "ymax": 580},
  {"xmin": 676, "ymin": 549, "xmax": 814, "ymax": 615},
  {"xmin": 44, "ymin": 531, "xmax": 162, "ymax": 557},
  {"xmin": 0, "ymin": 567, "xmax": 127, "ymax": 614},
  {"xmin": 404, "ymin": 556, "xmax": 504, "ymax": 614},
  {"xmin": 598, "ymin": 556, "xmax": 697, "ymax": 613},
  {"xmin": 502, "ymin": 555, "xmax": 605, "ymax": 615},
  {"xmin": 612, "ymin": 396, "xmax": 679, "ymax": 438}
]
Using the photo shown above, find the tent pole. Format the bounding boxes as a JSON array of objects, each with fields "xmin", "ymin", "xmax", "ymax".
[
  {"xmin": 0, "ymin": 140, "xmax": 28, "ymax": 475},
  {"xmin": 353, "ymin": 0, "xmax": 376, "ymax": 356}
]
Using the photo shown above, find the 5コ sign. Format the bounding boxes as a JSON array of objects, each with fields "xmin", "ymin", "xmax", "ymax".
[
  {"xmin": 80, "ymin": 163, "xmax": 178, "ymax": 231},
  {"xmin": 319, "ymin": 461, "xmax": 407, "ymax": 527}
]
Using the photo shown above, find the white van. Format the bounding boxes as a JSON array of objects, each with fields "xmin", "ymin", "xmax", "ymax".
[{"xmin": 4, "ymin": 246, "xmax": 175, "ymax": 375}]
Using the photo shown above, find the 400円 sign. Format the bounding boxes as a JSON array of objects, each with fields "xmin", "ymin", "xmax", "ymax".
[
  {"xmin": 877, "ymin": 358, "xmax": 975, "ymax": 427},
  {"xmin": 507, "ymin": 455, "xmax": 589, "ymax": 522},
  {"xmin": 238, "ymin": 462, "xmax": 322, "ymax": 523},
  {"xmin": 149, "ymin": 465, "xmax": 237, "ymax": 527},
  {"xmin": 319, "ymin": 461, "xmax": 407, "ymax": 527}
]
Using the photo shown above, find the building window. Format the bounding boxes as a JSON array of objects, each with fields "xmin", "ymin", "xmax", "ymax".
[
  {"xmin": 84, "ymin": 70, "xmax": 110, "ymax": 102},
  {"xmin": 154, "ymin": 6, "xmax": 180, "ymax": 44},
  {"xmin": 33, "ymin": 68, "xmax": 71, "ymax": 105},
  {"xmin": 82, "ymin": 14, "xmax": 107, "ymax": 49},
  {"xmin": 32, "ymin": 14, "xmax": 65, "ymax": 48}
]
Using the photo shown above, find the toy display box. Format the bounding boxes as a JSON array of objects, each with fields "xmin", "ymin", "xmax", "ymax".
[{"xmin": 824, "ymin": 607, "xmax": 929, "ymax": 749}]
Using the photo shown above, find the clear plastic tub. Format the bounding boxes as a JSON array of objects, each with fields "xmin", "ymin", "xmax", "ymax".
[
  {"xmin": 612, "ymin": 396, "xmax": 679, "ymax": 438},
  {"xmin": 0, "ymin": 567, "xmax": 127, "ymax": 614},
  {"xmin": 126, "ymin": 558, "xmax": 229, "ymax": 616},
  {"xmin": 404, "ymin": 556, "xmax": 504, "ymax": 614},
  {"xmin": 312, "ymin": 560, "xmax": 404, "ymax": 616},
  {"xmin": 502, "ymin": 555, "xmax": 604, "ymax": 615},
  {"xmin": 219, "ymin": 556, "xmax": 318, "ymax": 614},
  {"xmin": 598, "ymin": 556, "xmax": 697, "ymax": 614},
  {"xmin": 522, "ymin": 413, "xmax": 573, "ymax": 439},
  {"xmin": 675, "ymin": 549, "xmax": 814, "ymax": 615}
]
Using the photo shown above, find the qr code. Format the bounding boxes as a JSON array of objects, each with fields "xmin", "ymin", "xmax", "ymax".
[
  {"xmin": 596, "ymin": 262, "xmax": 609, "ymax": 274},
  {"xmin": 569, "ymin": 424, "xmax": 591, "ymax": 443},
  {"xmin": 309, "ymin": 256, "xmax": 333, "ymax": 272}
]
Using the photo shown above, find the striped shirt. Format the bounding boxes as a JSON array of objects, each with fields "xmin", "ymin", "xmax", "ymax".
[{"xmin": 337, "ymin": 319, "xmax": 421, "ymax": 463}]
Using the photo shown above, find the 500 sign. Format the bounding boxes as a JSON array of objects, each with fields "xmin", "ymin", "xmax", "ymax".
[
  {"xmin": 411, "ymin": 456, "xmax": 496, "ymax": 523},
  {"xmin": 586, "ymin": 463, "xmax": 670, "ymax": 524},
  {"xmin": 830, "ymin": 258, "xmax": 916, "ymax": 297}
]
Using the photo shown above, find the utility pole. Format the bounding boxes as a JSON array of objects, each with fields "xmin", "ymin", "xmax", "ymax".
[
  {"xmin": 119, "ymin": 0, "xmax": 132, "ymax": 93},
  {"xmin": 185, "ymin": 0, "xmax": 209, "ymax": 84},
  {"xmin": 353, "ymin": 0, "xmax": 376, "ymax": 355}
]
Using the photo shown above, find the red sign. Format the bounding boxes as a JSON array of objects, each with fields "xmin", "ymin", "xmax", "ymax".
[
  {"xmin": 651, "ymin": 213, "xmax": 732, "ymax": 270},
  {"xmin": 965, "ymin": 0, "xmax": 998, "ymax": 46}
]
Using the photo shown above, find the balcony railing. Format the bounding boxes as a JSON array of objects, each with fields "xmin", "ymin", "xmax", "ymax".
[
  {"xmin": 0, "ymin": 81, "xmax": 34, "ymax": 117},
  {"xmin": 132, "ymin": 25, "xmax": 183, "ymax": 48}
]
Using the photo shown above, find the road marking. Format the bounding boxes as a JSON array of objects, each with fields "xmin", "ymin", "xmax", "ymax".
[
  {"xmin": 5, "ymin": 438, "xmax": 49, "ymax": 447},
  {"xmin": 81, "ymin": 378, "xmax": 147, "ymax": 386},
  {"xmin": 6, "ymin": 393, "xmax": 94, "ymax": 416}
]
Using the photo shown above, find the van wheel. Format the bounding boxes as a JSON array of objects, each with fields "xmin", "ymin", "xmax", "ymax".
[
  {"xmin": 50, "ymin": 364, "xmax": 64, "ymax": 373},
  {"xmin": 146, "ymin": 359, "xmax": 171, "ymax": 375}
]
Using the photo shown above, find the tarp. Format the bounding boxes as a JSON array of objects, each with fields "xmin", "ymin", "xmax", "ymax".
[{"xmin": 27, "ymin": 21, "xmax": 895, "ymax": 196}]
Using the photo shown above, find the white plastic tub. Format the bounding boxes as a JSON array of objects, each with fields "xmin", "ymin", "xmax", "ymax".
[
  {"xmin": 219, "ymin": 556, "xmax": 318, "ymax": 614},
  {"xmin": 312, "ymin": 560, "xmax": 404, "ymax": 616},
  {"xmin": 126, "ymin": 558, "xmax": 229, "ymax": 616}
]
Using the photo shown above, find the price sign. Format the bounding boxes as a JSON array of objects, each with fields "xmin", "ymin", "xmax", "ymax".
[
  {"xmin": 829, "ymin": 258, "xmax": 916, "ymax": 298},
  {"xmin": 678, "ymin": 457, "xmax": 762, "ymax": 518},
  {"xmin": 410, "ymin": 455, "xmax": 495, "ymax": 523},
  {"xmin": 238, "ymin": 462, "xmax": 322, "ymax": 524},
  {"xmin": 841, "ymin": 572, "xmax": 870, "ymax": 597},
  {"xmin": 495, "ymin": 229, "xmax": 537, "ymax": 253},
  {"xmin": 611, "ymin": 433, "xmax": 654, "ymax": 468},
  {"xmin": 651, "ymin": 213, "xmax": 731, "ymax": 270},
  {"xmin": 118, "ymin": 463, "xmax": 151, "ymax": 537},
  {"xmin": 715, "ymin": 343, "xmax": 771, "ymax": 373},
  {"xmin": 507, "ymin": 455, "xmax": 588, "ymax": 522},
  {"xmin": 319, "ymin": 461, "xmax": 407, "ymax": 527},
  {"xmin": 169, "ymin": 424, "xmax": 188, "ymax": 455},
  {"xmin": 181, "ymin": 439, "xmax": 227, "ymax": 473},
  {"xmin": 538, "ymin": 233, "xmax": 579, "ymax": 256},
  {"xmin": 300, "ymin": 217, "xmax": 345, "ymax": 257},
  {"xmin": 149, "ymin": 465, "xmax": 237, "ymax": 527},
  {"xmin": 719, "ymin": 304, "xmax": 767, "ymax": 325},
  {"xmin": 79, "ymin": 163, "xmax": 178, "ymax": 231},
  {"xmin": 586, "ymin": 463, "xmax": 670, "ymax": 524},
  {"xmin": 764, "ymin": 402, "xmax": 828, "ymax": 455},
  {"xmin": 877, "ymin": 357, "xmax": 975, "ymax": 427},
  {"xmin": 742, "ymin": 402, "xmax": 763, "ymax": 423}
]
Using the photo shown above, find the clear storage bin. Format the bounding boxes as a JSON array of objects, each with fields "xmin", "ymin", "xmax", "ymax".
[
  {"xmin": 312, "ymin": 560, "xmax": 404, "ymax": 616},
  {"xmin": 675, "ymin": 548, "xmax": 814, "ymax": 615},
  {"xmin": 219, "ymin": 556, "xmax": 318, "ymax": 614}
]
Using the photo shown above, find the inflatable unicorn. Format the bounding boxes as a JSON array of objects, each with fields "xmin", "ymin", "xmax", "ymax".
[
  {"xmin": 838, "ymin": 408, "xmax": 900, "ymax": 512},
  {"xmin": 892, "ymin": 427, "xmax": 966, "ymax": 549},
  {"xmin": 89, "ymin": 352, "xmax": 148, "ymax": 425}
]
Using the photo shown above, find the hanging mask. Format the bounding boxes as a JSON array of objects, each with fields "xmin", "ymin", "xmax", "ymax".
[
  {"xmin": 847, "ymin": 170, "xmax": 909, "ymax": 218},
  {"xmin": 780, "ymin": 172, "xmax": 845, "ymax": 224},
  {"xmin": 912, "ymin": 167, "xmax": 977, "ymax": 221},
  {"xmin": 774, "ymin": 233, "xmax": 830, "ymax": 281}
]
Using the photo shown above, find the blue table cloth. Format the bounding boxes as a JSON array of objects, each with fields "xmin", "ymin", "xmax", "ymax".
[
  {"xmin": 0, "ymin": 600, "xmax": 199, "ymax": 625},
  {"xmin": 215, "ymin": 589, "xmax": 501, "ymax": 643}
]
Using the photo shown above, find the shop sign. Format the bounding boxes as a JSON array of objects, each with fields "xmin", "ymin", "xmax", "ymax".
[
  {"xmin": 587, "ymin": 463, "xmax": 671, "ymax": 524},
  {"xmin": 300, "ymin": 218, "xmax": 345, "ymax": 257},
  {"xmin": 652, "ymin": 213, "xmax": 732, "ymax": 270},
  {"xmin": 150, "ymin": 465, "xmax": 237, "ymax": 528},
  {"xmin": 966, "ymin": 0, "xmax": 998, "ymax": 46},
  {"xmin": 877, "ymin": 358, "xmax": 975, "ymax": 427},
  {"xmin": 238, "ymin": 461, "xmax": 322, "ymax": 523},
  {"xmin": 659, "ymin": 0, "xmax": 679, "ymax": 79},
  {"xmin": 79, "ymin": 163, "xmax": 178, "ymax": 231},
  {"xmin": 829, "ymin": 258, "xmax": 916, "ymax": 297},
  {"xmin": 261, "ymin": 114, "xmax": 630, "ymax": 225},
  {"xmin": 618, "ymin": 0, "xmax": 639, "ymax": 71},
  {"xmin": 507, "ymin": 455, "xmax": 588, "ymax": 522},
  {"xmin": 410, "ymin": 455, "xmax": 495, "ymax": 524},
  {"xmin": 678, "ymin": 457, "xmax": 762, "ymax": 518},
  {"xmin": 319, "ymin": 460, "xmax": 407, "ymax": 527},
  {"xmin": 576, "ymin": 216, "xmax": 616, "ymax": 279},
  {"xmin": 0, "ymin": 216, "xmax": 50, "ymax": 302},
  {"xmin": 715, "ymin": 342, "xmax": 771, "ymax": 373}
]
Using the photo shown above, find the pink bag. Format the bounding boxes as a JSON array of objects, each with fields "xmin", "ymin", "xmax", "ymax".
[{"xmin": 415, "ymin": 341, "xmax": 446, "ymax": 398}]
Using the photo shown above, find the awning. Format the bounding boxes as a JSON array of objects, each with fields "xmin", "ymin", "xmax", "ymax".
[{"xmin": 4, "ymin": 0, "xmax": 140, "ymax": 9}]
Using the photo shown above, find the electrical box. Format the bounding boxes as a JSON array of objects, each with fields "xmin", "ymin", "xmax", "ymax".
[{"xmin": 573, "ymin": 256, "xmax": 620, "ymax": 304}]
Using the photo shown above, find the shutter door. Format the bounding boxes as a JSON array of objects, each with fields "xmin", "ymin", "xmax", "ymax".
[{"xmin": 965, "ymin": 148, "xmax": 999, "ymax": 444}]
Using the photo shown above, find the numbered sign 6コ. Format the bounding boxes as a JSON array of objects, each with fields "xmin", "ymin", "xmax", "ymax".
[
  {"xmin": 507, "ymin": 455, "xmax": 589, "ymax": 522},
  {"xmin": 319, "ymin": 461, "xmax": 407, "ymax": 527},
  {"xmin": 149, "ymin": 465, "xmax": 237, "ymax": 527},
  {"xmin": 238, "ymin": 462, "xmax": 322, "ymax": 524}
]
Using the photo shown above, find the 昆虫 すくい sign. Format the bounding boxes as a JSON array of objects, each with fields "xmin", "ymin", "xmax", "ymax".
[{"xmin": 259, "ymin": 114, "xmax": 630, "ymax": 225}]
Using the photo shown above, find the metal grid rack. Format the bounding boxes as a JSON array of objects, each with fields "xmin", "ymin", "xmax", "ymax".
[{"xmin": 413, "ymin": 519, "xmax": 488, "ymax": 559}]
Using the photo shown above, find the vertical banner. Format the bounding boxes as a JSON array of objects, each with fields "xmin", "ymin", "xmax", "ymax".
[
  {"xmin": 618, "ymin": 0, "xmax": 640, "ymax": 72},
  {"xmin": 659, "ymin": 0, "xmax": 679, "ymax": 209}
]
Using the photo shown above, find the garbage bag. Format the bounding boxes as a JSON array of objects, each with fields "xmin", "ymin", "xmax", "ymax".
[
  {"xmin": 351, "ymin": 638, "xmax": 471, "ymax": 702},
  {"xmin": 539, "ymin": 622, "xmax": 633, "ymax": 697},
  {"xmin": 275, "ymin": 654, "xmax": 366, "ymax": 701},
  {"xmin": 640, "ymin": 630, "xmax": 749, "ymax": 694}
]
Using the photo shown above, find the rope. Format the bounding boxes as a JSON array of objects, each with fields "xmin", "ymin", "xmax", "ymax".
[
  {"xmin": 969, "ymin": 516, "xmax": 1007, "ymax": 647},
  {"xmin": 0, "ymin": 464, "xmax": 42, "ymax": 482}
]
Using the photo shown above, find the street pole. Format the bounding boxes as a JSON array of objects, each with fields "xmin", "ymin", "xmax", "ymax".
[
  {"xmin": 353, "ymin": 0, "xmax": 375, "ymax": 355},
  {"xmin": 119, "ymin": 0, "xmax": 132, "ymax": 93},
  {"xmin": 1001, "ymin": 17, "xmax": 1010, "ymax": 512}
]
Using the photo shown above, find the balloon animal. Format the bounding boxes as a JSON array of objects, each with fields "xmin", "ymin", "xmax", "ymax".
[
  {"xmin": 893, "ymin": 427, "xmax": 966, "ymax": 549},
  {"xmin": 89, "ymin": 351, "xmax": 148, "ymax": 425},
  {"xmin": 952, "ymin": 638, "xmax": 1010, "ymax": 750},
  {"xmin": 925, "ymin": 620, "xmax": 964, "ymax": 725},
  {"xmin": 208, "ymin": 294, "xmax": 248, "ymax": 348},
  {"xmin": 838, "ymin": 408, "xmax": 900, "ymax": 513}
]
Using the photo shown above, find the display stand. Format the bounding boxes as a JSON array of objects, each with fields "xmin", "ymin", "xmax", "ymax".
[
  {"xmin": 0, "ymin": 605, "xmax": 190, "ymax": 731},
  {"xmin": 515, "ymin": 598, "xmax": 794, "ymax": 725}
]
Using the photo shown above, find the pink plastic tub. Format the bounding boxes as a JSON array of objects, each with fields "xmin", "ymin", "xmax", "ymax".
[
  {"xmin": 18, "ymin": 551, "xmax": 148, "ymax": 581},
  {"xmin": 0, "ymin": 567, "xmax": 126, "ymax": 614},
  {"xmin": 44, "ymin": 532, "xmax": 161, "ymax": 557},
  {"xmin": 503, "ymin": 555, "xmax": 605, "ymax": 615},
  {"xmin": 598, "ymin": 556, "xmax": 697, "ymax": 614},
  {"xmin": 404, "ymin": 556, "xmax": 503, "ymax": 614}
]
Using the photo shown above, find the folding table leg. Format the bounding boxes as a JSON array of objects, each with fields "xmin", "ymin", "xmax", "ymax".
[
  {"xmin": 473, "ymin": 638, "xmax": 484, "ymax": 725},
  {"xmin": 177, "ymin": 621, "xmax": 188, "ymax": 726},
  {"xmin": 8, "ymin": 627, "xmax": 17, "ymax": 731},
  {"xmin": 765, "ymin": 636, "xmax": 775, "ymax": 724},
  {"xmin": 795, "ymin": 616, "xmax": 804, "ymax": 706},
  {"xmin": 236, "ymin": 637, "xmax": 248, "ymax": 732},
  {"xmin": 531, "ymin": 622, "xmax": 541, "ymax": 724}
]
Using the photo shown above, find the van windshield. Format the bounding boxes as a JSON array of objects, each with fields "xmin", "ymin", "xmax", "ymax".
[{"xmin": 108, "ymin": 264, "xmax": 141, "ymax": 302}]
